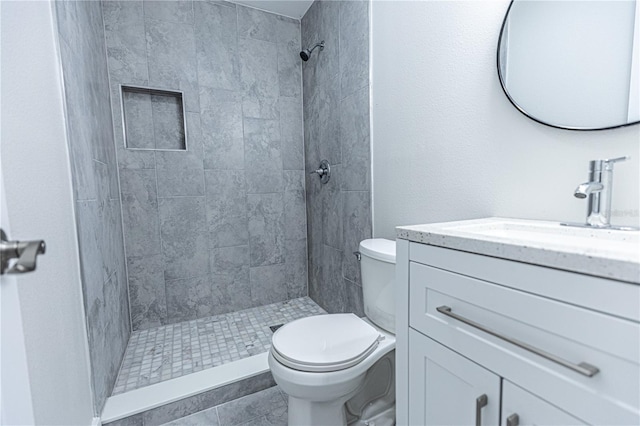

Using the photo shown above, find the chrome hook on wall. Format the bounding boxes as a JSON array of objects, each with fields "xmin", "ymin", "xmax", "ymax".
[{"xmin": 310, "ymin": 160, "xmax": 331, "ymax": 184}]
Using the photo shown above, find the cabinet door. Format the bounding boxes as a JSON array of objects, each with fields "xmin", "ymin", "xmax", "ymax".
[
  {"xmin": 501, "ymin": 380, "xmax": 586, "ymax": 426},
  {"xmin": 408, "ymin": 329, "xmax": 500, "ymax": 426}
]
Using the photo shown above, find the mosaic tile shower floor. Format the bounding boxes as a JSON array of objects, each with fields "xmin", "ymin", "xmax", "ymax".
[{"xmin": 112, "ymin": 297, "xmax": 326, "ymax": 395}]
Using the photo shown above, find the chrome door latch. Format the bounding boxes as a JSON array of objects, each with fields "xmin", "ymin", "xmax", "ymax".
[{"xmin": 0, "ymin": 228, "xmax": 46, "ymax": 275}]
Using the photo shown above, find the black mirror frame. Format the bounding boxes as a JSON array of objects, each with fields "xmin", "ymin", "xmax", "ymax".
[{"xmin": 496, "ymin": 0, "xmax": 640, "ymax": 131}]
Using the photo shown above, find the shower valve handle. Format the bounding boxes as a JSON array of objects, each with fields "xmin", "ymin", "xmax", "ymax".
[
  {"xmin": 309, "ymin": 160, "xmax": 331, "ymax": 184},
  {"xmin": 310, "ymin": 168, "xmax": 326, "ymax": 176}
]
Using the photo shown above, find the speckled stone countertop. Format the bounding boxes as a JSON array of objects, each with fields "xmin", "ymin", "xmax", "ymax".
[{"xmin": 396, "ymin": 217, "xmax": 640, "ymax": 284}]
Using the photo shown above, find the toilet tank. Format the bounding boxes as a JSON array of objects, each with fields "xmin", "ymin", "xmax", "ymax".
[{"xmin": 359, "ymin": 239, "xmax": 396, "ymax": 334}]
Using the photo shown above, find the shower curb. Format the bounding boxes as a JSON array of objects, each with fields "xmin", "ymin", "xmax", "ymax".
[{"xmin": 102, "ymin": 354, "xmax": 274, "ymax": 426}]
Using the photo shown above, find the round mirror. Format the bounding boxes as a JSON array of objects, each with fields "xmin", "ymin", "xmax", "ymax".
[{"xmin": 497, "ymin": 0, "xmax": 640, "ymax": 130}]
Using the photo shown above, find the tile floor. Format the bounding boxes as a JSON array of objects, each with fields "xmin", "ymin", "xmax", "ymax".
[
  {"xmin": 113, "ymin": 297, "xmax": 326, "ymax": 395},
  {"xmin": 160, "ymin": 386, "xmax": 288, "ymax": 426}
]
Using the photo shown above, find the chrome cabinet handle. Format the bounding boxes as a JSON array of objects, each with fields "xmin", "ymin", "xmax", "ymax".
[
  {"xmin": 506, "ymin": 413, "xmax": 519, "ymax": 426},
  {"xmin": 436, "ymin": 306, "xmax": 599, "ymax": 377},
  {"xmin": 475, "ymin": 394, "xmax": 488, "ymax": 426}
]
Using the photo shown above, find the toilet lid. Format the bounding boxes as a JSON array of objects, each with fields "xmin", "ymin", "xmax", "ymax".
[
  {"xmin": 359, "ymin": 239, "xmax": 396, "ymax": 263},
  {"xmin": 271, "ymin": 314, "xmax": 383, "ymax": 373}
]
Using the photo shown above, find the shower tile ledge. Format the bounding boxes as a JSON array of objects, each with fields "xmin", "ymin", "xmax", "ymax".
[{"xmin": 101, "ymin": 353, "xmax": 269, "ymax": 423}]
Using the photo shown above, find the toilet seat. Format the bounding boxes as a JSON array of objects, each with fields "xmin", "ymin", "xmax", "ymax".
[{"xmin": 271, "ymin": 314, "xmax": 383, "ymax": 373}]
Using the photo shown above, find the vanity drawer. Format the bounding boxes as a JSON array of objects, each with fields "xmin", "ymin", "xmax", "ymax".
[{"xmin": 409, "ymin": 261, "xmax": 640, "ymax": 425}]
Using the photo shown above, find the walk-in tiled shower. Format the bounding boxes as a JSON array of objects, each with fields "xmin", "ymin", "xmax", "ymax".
[{"xmin": 54, "ymin": 0, "xmax": 371, "ymax": 419}]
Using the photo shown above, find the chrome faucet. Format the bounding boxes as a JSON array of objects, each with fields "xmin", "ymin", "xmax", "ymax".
[
  {"xmin": 573, "ymin": 182, "xmax": 604, "ymax": 199},
  {"xmin": 571, "ymin": 156, "xmax": 629, "ymax": 228}
]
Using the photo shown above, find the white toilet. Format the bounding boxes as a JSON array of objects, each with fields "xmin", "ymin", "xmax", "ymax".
[{"xmin": 268, "ymin": 239, "xmax": 396, "ymax": 426}]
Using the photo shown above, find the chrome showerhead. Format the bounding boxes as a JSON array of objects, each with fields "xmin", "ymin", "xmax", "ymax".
[
  {"xmin": 300, "ymin": 41, "xmax": 325, "ymax": 61},
  {"xmin": 299, "ymin": 49, "xmax": 312, "ymax": 61}
]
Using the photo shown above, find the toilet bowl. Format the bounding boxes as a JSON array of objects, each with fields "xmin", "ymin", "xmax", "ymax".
[{"xmin": 268, "ymin": 239, "xmax": 397, "ymax": 426}]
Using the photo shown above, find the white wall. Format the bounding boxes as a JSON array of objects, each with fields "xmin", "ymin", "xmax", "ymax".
[
  {"xmin": 0, "ymin": 1, "xmax": 95, "ymax": 424},
  {"xmin": 371, "ymin": 0, "xmax": 640, "ymax": 239}
]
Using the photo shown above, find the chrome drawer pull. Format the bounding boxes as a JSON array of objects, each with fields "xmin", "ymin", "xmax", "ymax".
[
  {"xmin": 506, "ymin": 413, "xmax": 520, "ymax": 426},
  {"xmin": 436, "ymin": 306, "xmax": 600, "ymax": 377},
  {"xmin": 475, "ymin": 394, "xmax": 488, "ymax": 426}
]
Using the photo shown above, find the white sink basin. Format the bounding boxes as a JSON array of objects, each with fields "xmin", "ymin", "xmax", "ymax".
[
  {"xmin": 396, "ymin": 217, "xmax": 640, "ymax": 283},
  {"xmin": 441, "ymin": 219, "xmax": 639, "ymax": 263}
]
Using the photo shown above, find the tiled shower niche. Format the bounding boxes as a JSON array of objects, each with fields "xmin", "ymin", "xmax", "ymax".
[{"xmin": 121, "ymin": 85, "xmax": 187, "ymax": 150}]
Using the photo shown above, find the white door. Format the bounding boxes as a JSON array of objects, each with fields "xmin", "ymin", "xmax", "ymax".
[
  {"xmin": 408, "ymin": 329, "xmax": 501, "ymax": 426},
  {"xmin": 1, "ymin": 1, "xmax": 95, "ymax": 424},
  {"xmin": 501, "ymin": 380, "xmax": 586, "ymax": 426},
  {"xmin": 0, "ymin": 171, "xmax": 35, "ymax": 425}
]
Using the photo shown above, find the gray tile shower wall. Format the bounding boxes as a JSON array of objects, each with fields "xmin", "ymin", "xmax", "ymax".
[
  {"xmin": 301, "ymin": 0, "xmax": 371, "ymax": 315},
  {"xmin": 54, "ymin": 0, "xmax": 131, "ymax": 415},
  {"xmin": 102, "ymin": 0, "xmax": 307, "ymax": 331}
]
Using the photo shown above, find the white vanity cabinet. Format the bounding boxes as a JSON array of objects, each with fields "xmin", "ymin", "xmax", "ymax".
[
  {"xmin": 395, "ymin": 229, "xmax": 640, "ymax": 426},
  {"xmin": 501, "ymin": 380, "xmax": 584, "ymax": 426},
  {"xmin": 407, "ymin": 331, "xmax": 585, "ymax": 426},
  {"xmin": 408, "ymin": 330, "xmax": 500, "ymax": 425}
]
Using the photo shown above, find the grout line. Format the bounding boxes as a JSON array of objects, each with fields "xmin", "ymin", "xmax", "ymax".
[
  {"xmin": 143, "ymin": 16, "xmax": 195, "ymax": 28},
  {"xmin": 98, "ymin": 6, "xmax": 139, "ymax": 402},
  {"xmin": 76, "ymin": 197, "xmax": 99, "ymax": 203},
  {"xmin": 187, "ymin": 1, "xmax": 210, "ymax": 327},
  {"xmin": 208, "ymin": 241, "xmax": 250, "ymax": 250},
  {"xmin": 237, "ymin": 33, "xmax": 279, "ymax": 46},
  {"xmin": 99, "ymin": 0, "xmax": 138, "ymax": 381},
  {"xmin": 164, "ymin": 272, "xmax": 211, "ymax": 283},
  {"xmin": 155, "ymin": 194, "xmax": 206, "ymax": 199},
  {"xmin": 152, "ymin": 149, "xmax": 169, "ymax": 324},
  {"xmin": 244, "ymin": 190, "xmax": 286, "ymax": 195},
  {"xmin": 237, "ymin": 1, "xmax": 254, "ymax": 308},
  {"xmin": 120, "ymin": 166, "xmax": 157, "ymax": 170},
  {"xmin": 203, "ymin": 167, "xmax": 250, "ymax": 171},
  {"xmin": 292, "ymin": 17, "xmax": 309, "ymax": 300}
]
